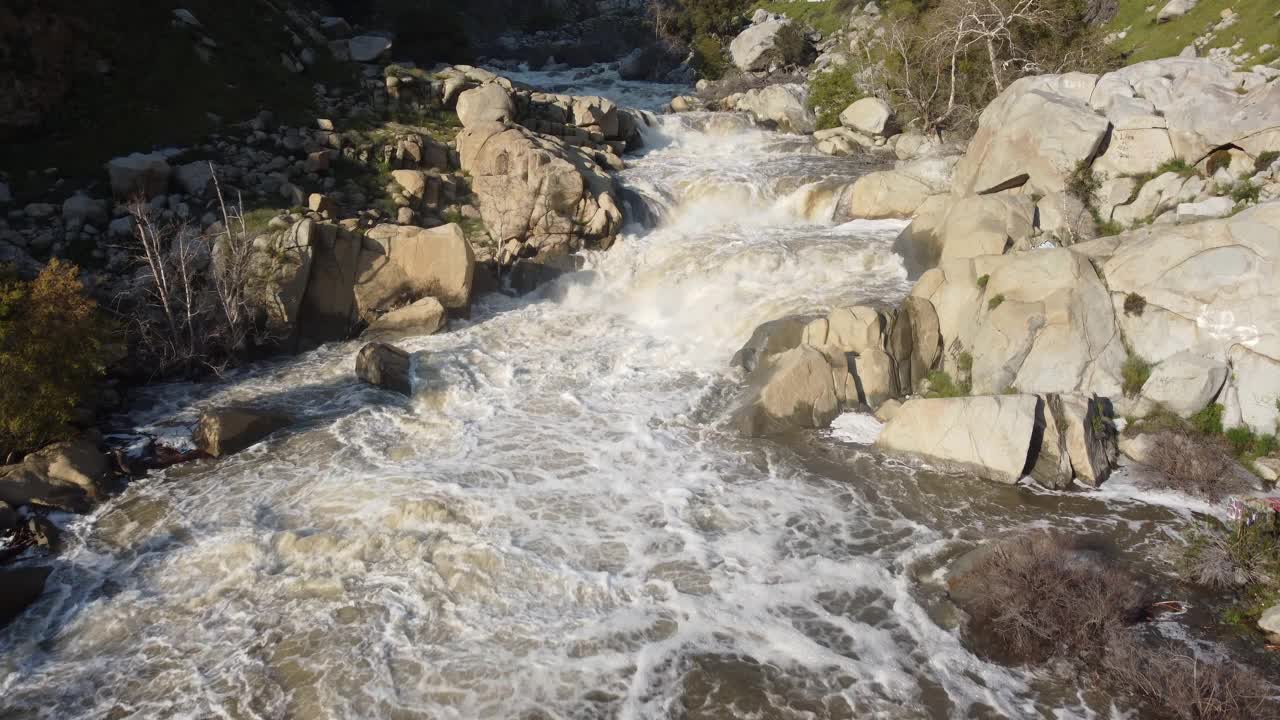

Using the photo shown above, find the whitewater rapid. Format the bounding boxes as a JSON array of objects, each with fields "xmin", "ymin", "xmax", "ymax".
[{"xmin": 0, "ymin": 69, "xmax": 1199, "ymax": 719}]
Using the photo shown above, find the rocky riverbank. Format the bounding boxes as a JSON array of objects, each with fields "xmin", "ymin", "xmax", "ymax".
[{"xmin": 3, "ymin": 3, "xmax": 1280, "ymax": 715}]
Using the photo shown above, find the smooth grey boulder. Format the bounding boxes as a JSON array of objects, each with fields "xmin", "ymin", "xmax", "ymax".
[
  {"xmin": 733, "ymin": 345, "xmax": 840, "ymax": 437},
  {"xmin": 1139, "ymin": 352, "xmax": 1227, "ymax": 417},
  {"xmin": 876, "ymin": 395, "xmax": 1039, "ymax": 483},
  {"xmin": 731, "ymin": 316, "xmax": 811, "ymax": 372}
]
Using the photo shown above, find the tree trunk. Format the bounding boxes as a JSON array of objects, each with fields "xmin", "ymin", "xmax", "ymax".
[{"xmin": 986, "ymin": 37, "xmax": 1003, "ymax": 92}]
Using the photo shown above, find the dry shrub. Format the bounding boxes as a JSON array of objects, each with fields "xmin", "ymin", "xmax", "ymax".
[
  {"xmin": 1103, "ymin": 634, "xmax": 1280, "ymax": 720},
  {"xmin": 1142, "ymin": 431, "xmax": 1255, "ymax": 502},
  {"xmin": 953, "ymin": 532, "xmax": 1146, "ymax": 664}
]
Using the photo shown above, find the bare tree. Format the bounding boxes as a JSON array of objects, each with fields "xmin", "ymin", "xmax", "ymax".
[
  {"xmin": 931, "ymin": 0, "xmax": 1064, "ymax": 93},
  {"xmin": 123, "ymin": 164, "xmax": 266, "ymax": 375}
]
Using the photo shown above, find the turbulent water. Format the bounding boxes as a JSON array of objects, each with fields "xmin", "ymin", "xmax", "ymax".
[{"xmin": 0, "ymin": 68, "xmax": 1214, "ymax": 719}]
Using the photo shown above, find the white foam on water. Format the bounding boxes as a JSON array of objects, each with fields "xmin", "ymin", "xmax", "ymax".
[
  {"xmin": 0, "ymin": 70, "xmax": 1198, "ymax": 720},
  {"xmin": 829, "ymin": 412, "xmax": 885, "ymax": 445}
]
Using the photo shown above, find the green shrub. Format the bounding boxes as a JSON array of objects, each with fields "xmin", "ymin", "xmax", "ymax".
[
  {"xmin": 1123, "ymin": 293, "xmax": 1146, "ymax": 317},
  {"xmin": 976, "ymin": 274, "xmax": 989, "ymax": 289},
  {"xmin": 0, "ymin": 260, "xmax": 110, "ymax": 457},
  {"xmin": 1154, "ymin": 158, "xmax": 1195, "ymax": 177},
  {"xmin": 1256, "ymin": 150, "xmax": 1279, "ymax": 174},
  {"xmin": 1190, "ymin": 403, "xmax": 1225, "ymax": 436},
  {"xmin": 987, "ymin": 294, "xmax": 1005, "ymax": 310},
  {"xmin": 807, "ymin": 66, "xmax": 862, "ymax": 130},
  {"xmin": 1205, "ymin": 149, "xmax": 1233, "ymax": 176},
  {"xmin": 1121, "ymin": 352, "xmax": 1151, "ymax": 397},
  {"xmin": 957, "ymin": 351, "xmax": 974, "ymax": 375},
  {"xmin": 1230, "ymin": 180, "xmax": 1261, "ymax": 205},
  {"xmin": 924, "ymin": 370, "xmax": 970, "ymax": 398},
  {"xmin": 690, "ymin": 35, "xmax": 729, "ymax": 80},
  {"xmin": 1067, "ymin": 160, "xmax": 1101, "ymax": 205}
]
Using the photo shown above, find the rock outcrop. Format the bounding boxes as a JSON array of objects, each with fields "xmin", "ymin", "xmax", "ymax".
[
  {"xmin": 364, "ymin": 297, "xmax": 447, "ymax": 339},
  {"xmin": 457, "ymin": 121, "xmax": 623, "ymax": 263},
  {"xmin": 912, "ymin": 248, "xmax": 1126, "ymax": 397},
  {"xmin": 252, "ymin": 219, "xmax": 475, "ymax": 349},
  {"xmin": 729, "ymin": 14, "xmax": 810, "ymax": 72}
]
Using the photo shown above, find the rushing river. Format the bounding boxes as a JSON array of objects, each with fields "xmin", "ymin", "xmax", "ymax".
[{"xmin": 0, "ymin": 68, "xmax": 1224, "ymax": 719}]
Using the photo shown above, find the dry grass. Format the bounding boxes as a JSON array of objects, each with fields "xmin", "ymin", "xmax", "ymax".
[
  {"xmin": 952, "ymin": 533, "xmax": 1146, "ymax": 664},
  {"xmin": 1141, "ymin": 431, "xmax": 1255, "ymax": 502},
  {"xmin": 1103, "ymin": 634, "xmax": 1280, "ymax": 720}
]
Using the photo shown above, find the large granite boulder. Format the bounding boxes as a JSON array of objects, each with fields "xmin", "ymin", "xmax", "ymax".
[
  {"xmin": 725, "ymin": 84, "xmax": 816, "ymax": 135},
  {"xmin": 733, "ymin": 345, "xmax": 840, "ymax": 436},
  {"xmin": 106, "ymin": 152, "xmax": 171, "ymax": 199},
  {"xmin": 1101, "ymin": 203, "xmax": 1280, "ymax": 369},
  {"xmin": 951, "ymin": 76, "xmax": 1109, "ymax": 197},
  {"xmin": 911, "ymin": 248, "xmax": 1127, "ymax": 397},
  {"xmin": 1139, "ymin": 351, "xmax": 1228, "ymax": 417},
  {"xmin": 729, "ymin": 16, "xmax": 808, "ymax": 72},
  {"xmin": 839, "ymin": 97, "xmax": 894, "ymax": 137},
  {"xmin": 357, "ymin": 224, "xmax": 475, "ymax": 312},
  {"xmin": 194, "ymin": 409, "xmax": 291, "ymax": 457},
  {"xmin": 840, "ymin": 170, "xmax": 935, "ymax": 220},
  {"xmin": 876, "ymin": 395, "xmax": 1040, "ymax": 483},
  {"xmin": 1, "ymin": 567, "xmax": 51, "ymax": 627},
  {"xmin": 892, "ymin": 194, "xmax": 1035, "ymax": 275},
  {"xmin": 0, "ymin": 437, "xmax": 108, "ymax": 513},
  {"xmin": 457, "ymin": 122, "xmax": 623, "ymax": 261},
  {"xmin": 456, "ymin": 83, "xmax": 516, "ymax": 128},
  {"xmin": 364, "ymin": 297, "xmax": 447, "ymax": 339}
]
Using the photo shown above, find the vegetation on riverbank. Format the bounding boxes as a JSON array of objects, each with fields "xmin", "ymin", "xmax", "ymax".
[{"xmin": 0, "ymin": 261, "xmax": 110, "ymax": 459}]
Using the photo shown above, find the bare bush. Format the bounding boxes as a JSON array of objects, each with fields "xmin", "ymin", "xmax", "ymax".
[
  {"xmin": 1141, "ymin": 431, "xmax": 1254, "ymax": 502},
  {"xmin": 952, "ymin": 532, "xmax": 1146, "ymax": 664},
  {"xmin": 866, "ymin": 0, "xmax": 1117, "ymax": 134},
  {"xmin": 1103, "ymin": 634, "xmax": 1280, "ymax": 720},
  {"xmin": 122, "ymin": 165, "xmax": 267, "ymax": 375}
]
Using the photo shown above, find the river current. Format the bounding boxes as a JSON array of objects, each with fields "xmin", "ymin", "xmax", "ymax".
[{"xmin": 0, "ymin": 67, "xmax": 1216, "ymax": 719}]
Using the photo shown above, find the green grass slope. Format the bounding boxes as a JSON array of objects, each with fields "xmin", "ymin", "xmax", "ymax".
[{"xmin": 1104, "ymin": 0, "xmax": 1280, "ymax": 66}]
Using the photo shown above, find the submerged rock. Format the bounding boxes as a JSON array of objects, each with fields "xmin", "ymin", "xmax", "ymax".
[
  {"xmin": 0, "ymin": 567, "xmax": 51, "ymax": 627},
  {"xmin": 356, "ymin": 342, "xmax": 413, "ymax": 396},
  {"xmin": 194, "ymin": 409, "xmax": 291, "ymax": 457}
]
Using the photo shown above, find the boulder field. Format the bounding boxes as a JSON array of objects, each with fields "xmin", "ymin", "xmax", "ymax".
[{"xmin": 728, "ymin": 56, "xmax": 1280, "ymax": 494}]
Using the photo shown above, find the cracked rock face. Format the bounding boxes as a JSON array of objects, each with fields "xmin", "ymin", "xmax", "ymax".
[{"xmin": 456, "ymin": 122, "xmax": 622, "ymax": 262}]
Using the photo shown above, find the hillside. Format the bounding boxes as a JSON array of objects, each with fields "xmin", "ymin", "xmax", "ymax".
[{"xmin": 1104, "ymin": 0, "xmax": 1279, "ymax": 66}]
